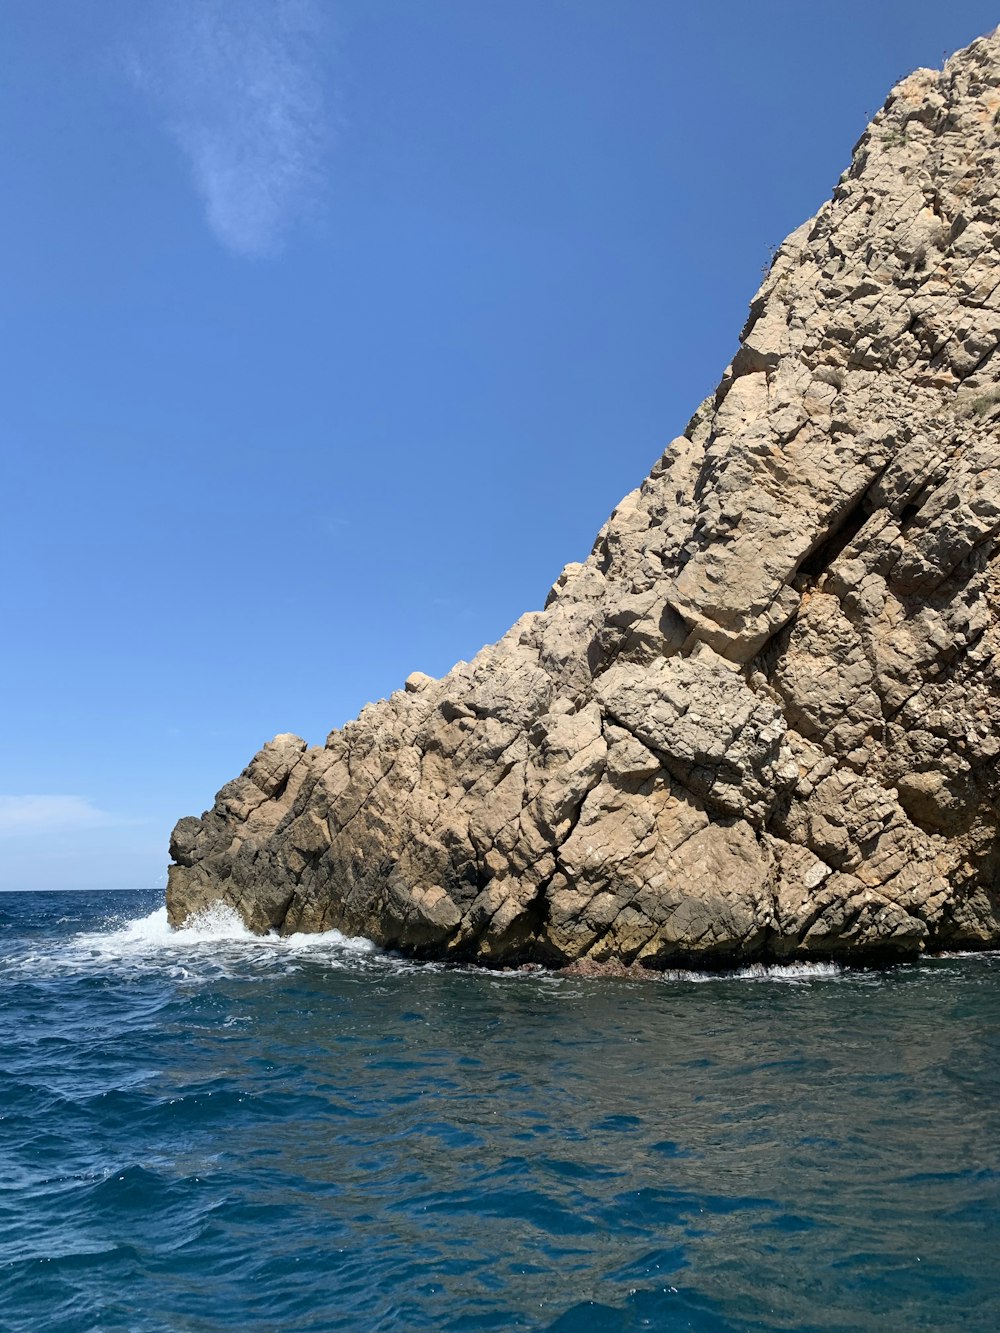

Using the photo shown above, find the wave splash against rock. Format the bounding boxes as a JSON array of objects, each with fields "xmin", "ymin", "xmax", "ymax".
[{"xmin": 168, "ymin": 32, "xmax": 1000, "ymax": 967}]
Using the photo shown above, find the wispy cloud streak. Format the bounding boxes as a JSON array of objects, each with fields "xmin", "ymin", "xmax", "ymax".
[
  {"xmin": 0, "ymin": 796, "xmax": 118, "ymax": 838},
  {"xmin": 128, "ymin": 0, "xmax": 330, "ymax": 257}
]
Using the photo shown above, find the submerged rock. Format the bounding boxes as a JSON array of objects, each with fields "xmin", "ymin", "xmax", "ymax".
[{"xmin": 168, "ymin": 31, "xmax": 1000, "ymax": 966}]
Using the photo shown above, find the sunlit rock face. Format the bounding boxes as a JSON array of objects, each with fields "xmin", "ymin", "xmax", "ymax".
[{"xmin": 168, "ymin": 31, "xmax": 1000, "ymax": 967}]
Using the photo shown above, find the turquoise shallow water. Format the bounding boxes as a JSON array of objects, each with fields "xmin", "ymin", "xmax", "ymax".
[{"xmin": 2, "ymin": 890, "xmax": 999, "ymax": 1331}]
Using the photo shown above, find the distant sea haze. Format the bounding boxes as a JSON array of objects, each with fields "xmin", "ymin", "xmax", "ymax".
[{"xmin": 1, "ymin": 888, "xmax": 999, "ymax": 1330}]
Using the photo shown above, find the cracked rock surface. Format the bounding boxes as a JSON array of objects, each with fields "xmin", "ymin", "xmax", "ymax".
[{"xmin": 168, "ymin": 32, "xmax": 1000, "ymax": 966}]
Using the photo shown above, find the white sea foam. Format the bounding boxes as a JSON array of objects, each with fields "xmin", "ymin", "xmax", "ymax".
[
  {"xmin": 282, "ymin": 925, "xmax": 378, "ymax": 957},
  {"xmin": 642, "ymin": 960, "xmax": 843, "ymax": 985},
  {"xmin": 81, "ymin": 903, "xmax": 377, "ymax": 956},
  {"xmin": 733, "ymin": 960, "xmax": 842, "ymax": 982},
  {"xmin": 6, "ymin": 903, "xmax": 385, "ymax": 984},
  {"xmin": 930, "ymin": 948, "xmax": 1000, "ymax": 960},
  {"xmin": 73, "ymin": 903, "xmax": 252, "ymax": 961}
]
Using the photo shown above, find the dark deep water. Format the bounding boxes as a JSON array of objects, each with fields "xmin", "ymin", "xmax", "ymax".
[{"xmin": 2, "ymin": 890, "xmax": 999, "ymax": 1331}]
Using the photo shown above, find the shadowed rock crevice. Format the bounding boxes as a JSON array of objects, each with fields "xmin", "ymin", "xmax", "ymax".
[
  {"xmin": 795, "ymin": 491, "xmax": 874, "ymax": 582},
  {"xmin": 168, "ymin": 30, "xmax": 1000, "ymax": 966}
]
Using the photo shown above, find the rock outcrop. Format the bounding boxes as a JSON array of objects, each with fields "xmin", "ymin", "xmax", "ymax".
[{"xmin": 168, "ymin": 32, "xmax": 1000, "ymax": 967}]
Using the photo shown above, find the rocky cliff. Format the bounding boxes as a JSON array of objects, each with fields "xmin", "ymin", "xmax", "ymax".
[{"xmin": 168, "ymin": 31, "xmax": 1000, "ymax": 967}]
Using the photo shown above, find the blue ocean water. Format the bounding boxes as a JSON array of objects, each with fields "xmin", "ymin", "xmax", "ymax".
[{"xmin": 2, "ymin": 891, "xmax": 999, "ymax": 1331}]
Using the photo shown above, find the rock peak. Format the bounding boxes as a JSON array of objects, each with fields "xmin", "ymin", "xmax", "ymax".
[{"xmin": 168, "ymin": 31, "xmax": 1000, "ymax": 967}]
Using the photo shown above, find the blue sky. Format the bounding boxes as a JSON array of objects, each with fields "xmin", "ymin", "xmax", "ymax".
[{"xmin": 2, "ymin": 1, "xmax": 997, "ymax": 891}]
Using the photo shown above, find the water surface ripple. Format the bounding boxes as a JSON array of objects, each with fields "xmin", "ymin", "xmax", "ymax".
[{"xmin": 2, "ymin": 890, "xmax": 998, "ymax": 1330}]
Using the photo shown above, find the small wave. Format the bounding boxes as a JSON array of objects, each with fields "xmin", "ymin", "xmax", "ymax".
[
  {"xmin": 78, "ymin": 904, "xmax": 377, "ymax": 959},
  {"xmin": 80, "ymin": 906, "xmax": 378, "ymax": 970},
  {"xmin": 732, "ymin": 960, "xmax": 842, "ymax": 982},
  {"xmin": 76, "ymin": 903, "xmax": 252, "ymax": 954},
  {"xmin": 7, "ymin": 903, "xmax": 385, "ymax": 984},
  {"xmin": 928, "ymin": 948, "xmax": 1000, "ymax": 960},
  {"xmin": 282, "ymin": 925, "xmax": 378, "ymax": 958},
  {"xmin": 577, "ymin": 960, "xmax": 844, "ymax": 985}
]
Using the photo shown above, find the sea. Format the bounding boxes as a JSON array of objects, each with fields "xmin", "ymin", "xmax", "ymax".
[{"xmin": 2, "ymin": 890, "xmax": 999, "ymax": 1332}]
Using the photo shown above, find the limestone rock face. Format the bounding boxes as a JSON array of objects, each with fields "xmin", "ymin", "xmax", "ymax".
[{"xmin": 168, "ymin": 32, "xmax": 1000, "ymax": 965}]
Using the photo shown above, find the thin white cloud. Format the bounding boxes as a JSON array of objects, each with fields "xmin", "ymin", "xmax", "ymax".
[
  {"xmin": 0, "ymin": 795, "xmax": 118, "ymax": 839},
  {"xmin": 127, "ymin": 0, "xmax": 331, "ymax": 257}
]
